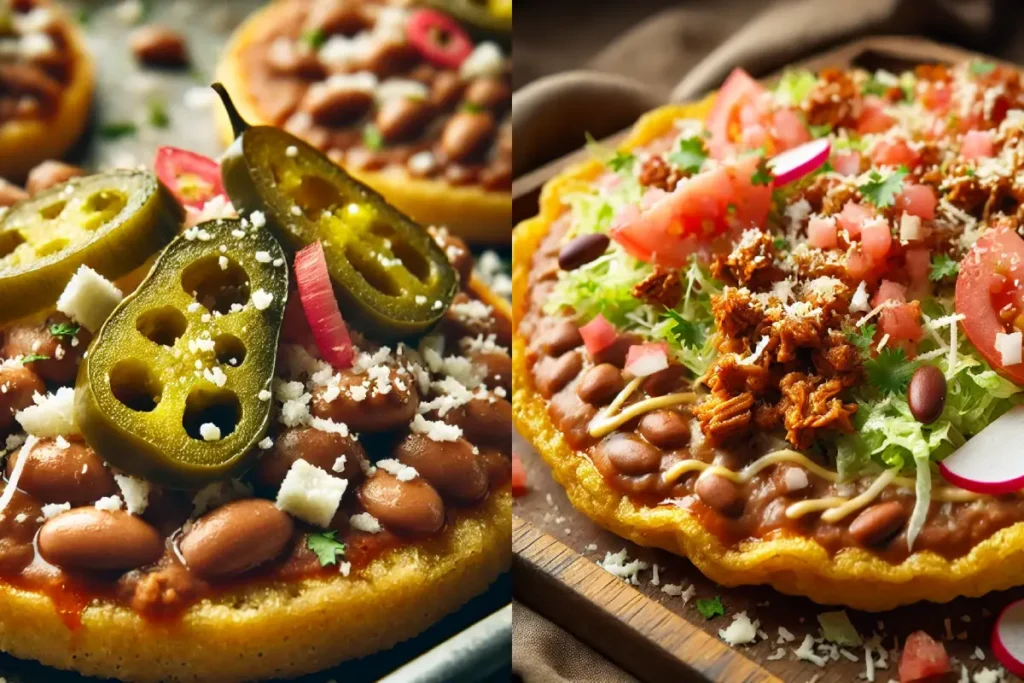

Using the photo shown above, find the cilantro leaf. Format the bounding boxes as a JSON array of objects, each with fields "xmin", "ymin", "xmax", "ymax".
[
  {"xmin": 667, "ymin": 137, "xmax": 707, "ymax": 174},
  {"xmin": 663, "ymin": 310, "xmax": 705, "ymax": 349},
  {"xmin": 99, "ymin": 122, "xmax": 137, "ymax": 140},
  {"xmin": 862, "ymin": 78, "xmax": 888, "ymax": 97},
  {"xmin": 462, "ymin": 101, "xmax": 485, "ymax": 114},
  {"xmin": 695, "ymin": 596, "xmax": 725, "ymax": 619},
  {"xmin": 929, "ymin": 253, "xmax": 960, "ymax": 282},
  {"xmin": 49, "ymin": 322, "xmax": 80, "ymax": 339},
  {"xmin": 773, "ymin": 237, "xmax": 789, "ymax": 251},
  {"xmin": 607, "ymin": 150, "xmax": 635, "ymax": 174},
  {"xmin": 864, "ymin": 347, "xmax": 917, "ymax": 395},
  {"xmin": 147, "ymin": 100, "xmax": 169, "ymax": 129},
  {"xmin": 970, "ymin": 60, "xmax": 996, "ymax": 77},
  {"xmin": 750, "ymin": 159, "xmax": 774, "ymax": 187},
  {"xmin": 307, "ymin": 531, "xmax": 346, "ymax": 567},
  {"xmin": 362, "ymin": 124, "xmax": 383, "ymax": 151},
  {"xmin": 20, "ymin": 353, "xmax": 50, "ymax": 365},
  {"xmin": 858, "ymin": 166, "xmax": 908, "ymax": 208},
  {"xmin": 846, "ymin": 323, "xmax": 876, "ymax": 356},
  {"xmin": 301, "ymin": 28, "xmax": 327, "ymax": 51},
  {"xmin": 809, "ymin": 123, "xmax": 833, "ymax": 138}
]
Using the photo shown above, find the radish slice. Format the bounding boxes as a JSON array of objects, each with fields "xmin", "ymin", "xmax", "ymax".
[
  {"xmin": 579, "ymin": 314, "xmax": 617, "ymax": 357},
  {"xmin": 294, "ymin": 241, "xmax": 354, "ymax": 369},
  {"xmin": 624, "ymin": 343, "xmax": 669, "ymax": 378},
  {"xmin": 767, "ymin": 138, "xmax": 831, "ymax": 186},
  {"xmin": 993, "ymin": 598, "xmax": 1024, "ymax": 676},
  {"xmin": 939, "ymin": 404, "xmax": 1024, "ymax": 494}
]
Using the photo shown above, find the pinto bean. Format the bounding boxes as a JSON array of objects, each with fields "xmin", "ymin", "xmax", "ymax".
[
  {"xmin": 848, "ymin": 501, "xmax": 907, "ymax": 547},
  {"xmin": 598, "ymin": 434, "xmax": 661, "ymax": 476},
  {"xmin": 0, "ymin": 178, "xmax": 27, "ymax": 207},
  {"xmin": 363, "ymin": 40, "xmax": 418, "ymax": 78},
  {"xmin": 179, "ymin": 499, "xmax": 294, "ymax": 580},
  {"xmin": 539, "ymin": 319, "xmax": 583, "ymax": 356},
  {"xmin": 130, "ymin": 25, "xmax": 189, "ymax": 67},
  {"xmin": 6, "ymin": 438, "xmax": 115, "ymax": 505},
  {"xmin": 480, "ymin": 160, "xmax": 512, "ymax": 191},
  {"xmin": 266, "ymin": 38, "xmax": 325, "ymax": 79},
  {"xmin": 38, "ymin": 509, "xmax": 164, "ymax": 571},
  {"xmin": 444, "ymin": 396, "xmax": 512, "ymax": 453},
  {"xmin": 301, "ymin": 85, "xmax": 373, "ymax": 127},
  {"xmin": 311, "ymin": 367, "xmax": 419, "ymax": 432},
  {"xmin": 304, "ymin": 0, "xmax": 369, "ymax": 36},
  {"xmin": 464, "ymin": 78, "xmax": 510, "ymax": 110},
  {"xmin": 428, "ymin": 225, "xmax": 472, "ymax": 286},
  {"xmin": 25, "ymin": 161, "xmax": 84, "ymax": 196},
  {"xmin": 695, "ymin": 474, "xmax": 741, "ymax": 516},
  {"xmin": 471, "ymin": 350, "xmax": 511, "ymax": 396},
  {"xmin": 395, "ymin": 434, "xmax": 488, "ymax": 503},
  {"xmin": 576, "ymin": 364, "xmax": 624, "ymax": 405},
  {"xmin": 638, "ymin": 410, "xmax": 690, "ymax": 449},
  {"xmin": 0, "ymin": 64, "xmax": 61, "ymax": 114},
  {"xmin": 534, "ymin": 351, "xmax": 582, "ymax": 398},
  {"xmin": 589, "ymin": 333, "xmax": 640, "ymax": 367},
  {"xmin": 431, "ymin": 71, "xmax": 465, "ymax": 109},
  {"xmin": 2, "ymin": 316, "xmax": 90, "ymax": 386},
  {"xmin": 558, "ymin": 233, "xmax": 609, "ymax": 271},
  {"xmin": 255, "ymin": 426, "xmax": 367, "ymax": 490},
  {"xmin": 0, "ymin": 486, "xmax": 41, "ymax": 573},
  {"xmin": 441, "ymin": 292, "xmax": 511, "ymax": 348},
  {"xmin": 0, "ymin": 364, "xmax": 45, "ymax": 433},
  {"xmin": 642, "ymin": 365, "xmax": 687, "ymax": 397},
  {"xmin": 358, "ymin": 471, "xmax": 445, "ymax": 536},
  {"xmin": 376, "ymin": 97, "xmax": 434, "ymax": 142},
  {"xmin": 441, "ymin": 111, "xmax": 496, "ymax": 163},
  {"xmin": 479, "ymin": 448, "xmax": 511, "ymax": 488}
]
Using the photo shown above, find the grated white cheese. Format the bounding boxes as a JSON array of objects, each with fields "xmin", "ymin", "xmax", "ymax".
[
  {"xmin": 718, "ymin": 612, "xmax": 760, "ymax": 646},
  {"xmin": 0, "ymin": 436, "xmax": 35, "ymax": 516},
  {"xmin": 794, "ymin": 634, "xmax": 828, "ymax": 667},
  {"xmin": 996, "ymin": 331, "xmax": 1022, "ymax": 366},
  {"xmin": 376, "ymin": 458, "xmax": 418, "ymax": 481},
  {"xmin": 332, "ymin": 456, "xmax": 347, "ymax": 473},
  {"xmin": 459, "ymin": 42, "xmax": 504, "ymax": 80},
  {"xmin": 16, "ymin": 387, "xmax": 78, "ymax": 437},
  {"xmin": 596, "ymin": 548, "xmax": 649, "ymax": 585},
  {"xmin": 349, "ymin": 512, "xmax": 382, "ymax": 534},
  {"xmin": 410, "ymin": 414, "xmax": 462, "ymax": 442},
  {"xmin": 56, "ymin": 266, "xmax": 123, "ymax": 332},
  {"xmin": 258, "ymin": 436, "xmax": 274, "ymax": 450},
  {"xmin": 95, "ymin": 495, "xmax": 124, "ymax": 512},
  {"xmin": 40, "ymin": 502, "xmax": 70, "ymax": 519},
  {"xmin": 199, "ymin": 423, "xmax": 222, "ymax": 441},
  {"xmin": 114, "ymin": 474, "xmax": 150, "ymax": 515},
  {"xmin": 275, "ymin": 459, "xmax": 347, "ymax": 527},
  {"xmin": 252, "ymin": 289, "xmax": 274, "ymax": 311}
]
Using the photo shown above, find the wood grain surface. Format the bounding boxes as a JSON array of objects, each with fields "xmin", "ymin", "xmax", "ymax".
[{"xmin": 513, "ymin": 36, "xmax": 1024, "ymax": 683}]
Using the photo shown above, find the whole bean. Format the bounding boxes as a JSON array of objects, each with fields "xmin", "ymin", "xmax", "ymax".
[
  {"xmin": 478, "ymin": 449, "xmax": 511, "ymax": 488},
  {"xmin": 301, "ymin": 85, "xmax": 373, "ymax": 127},
  {"xmin": 129, "ymin": 25, "xmax": 189, "ymax": 67},
  {"xmin": 471, "ymin": 350, "xmax": 512, "ymax": 397},
  {"xmin": 0, "ymin": 486, "xmax": 41, "ymax": 573},
  {"xmin": 589, "ymin": 333, "xmax": 640, "ymax": 367},
  {"xmin": 376, "ymin": 97, "xmax": 434, "ymax": 142},
  {"xmin": 598, "ymin": 434, "xmax": 661, "ymax": 476},
  {"xmin": 638, "ymin": 410, "xmax": 690, "ymax": 449},
  {"xmin": 558, "ymin": 233, "xmax": 610, "ymax": 271},
  {"xmin": 395, "ymin": 434, "xmax": 488, "ymax": 503},
  {"xmin": 431, "ymin": 71, "xmax": 465, "ymax": 109},
  {"xmin": 428, "ymin": 225, "xmax": 473, "ymax": 287},
  {"xmin": 642, "ymin": 365, "xmax": 687, "ymax": 397},
  {"xmin": 441, "ymin": 292, "xmax": 511, "ymax": 349},
  {"xmin": 312, "ymin": 367, "xmax": 419, "ymax": 432},
  {"xmin": 266, "ymin": 39, "xmax": 324, "ymax": 79},
  {"xmin": 441, "ymin": 111, "xmax": 496, "ymax": 162},
  {"xmin": 695, "ymin": 474, "xmax": 741, "ymax": 516},
  {"xmin": 6, "ymin": 438, "xmax": 115, "ymax": 505},
  {"xmin": 444, "ymin": 396, "xmax": 512, "ymax": 453},
  {"xmin": 848, "ymin": 501, "xmax": 906, "ymax": 547},
  {"xmin": 0, "ymin": 364, "xmax": 44, "ymax": 433},
  {"xmin": 179, "ymin": 499, "xmax": 294, "ymax": 580},
  {"xmin": 539, "ymin": 319, "xmax": 583, "ymax": 356},
  {"xmin": 38, "ymin": 508, "xmax": 164, "ymax": 571},
  {"xmin": 534, "ymin": 351, "xmax": 582, "ymax": 398},
  {"xmin": 908, "ymin": 364, "xmax": 947, "ymax": 424},
  {"xmin": 255, "ymin": 426, "xmax": 367, "ymax": 490},
  {"xmin": 464, "ymin": 77, "xmax": 510, "ymax": 110},
  {"xmin": 25, "ymin": 160, "xmax": 84, "ymax": 195},
  {"xmin": 304, "ymin": 0, "xmax": 368, "ymax": 36},
  {"xmin": 576, "ymin": 363, "xmax": 624, "ymax": 405},
  {"xmin": 363, "ymin": 40, "xmax": 418, "ymax": 77},
  {"xmin": 2, "ymin": 315, "xmax": 90, "ymax": 386},
  {"xmin": 358, "ymin": 471, "xmax": 445, "ymax": 535}
]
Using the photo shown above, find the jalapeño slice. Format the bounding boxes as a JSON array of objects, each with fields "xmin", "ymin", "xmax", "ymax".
[
  {"xmin": 75, "ymin": 218, "xmax": 289, "ymax": 487},
  {"xmin": 213, "ymin": 84, "xmax": 457, "ymax": 341},
  {"xmin": 0, "ymin": 170, "xmax": 181, "ymax": 324}
]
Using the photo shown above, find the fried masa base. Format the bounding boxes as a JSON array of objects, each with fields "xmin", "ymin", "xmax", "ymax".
[
  {"xmin": 0, "ymin": 282, "xmax": 513, "ymax": 682},
  {"xmin": 213, "ymin": 1, "xmax": 511, "ymax": 244},
  {"xmin": 511, "ymin": 98, "xmax": 1024, "ymax": 611},
  {"xmin": 0, "ymin": 6, "xmax": 94, "ymax": 181}
]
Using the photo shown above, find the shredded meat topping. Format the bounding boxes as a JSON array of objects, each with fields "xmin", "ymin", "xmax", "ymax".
[
  {"xmin": 638, "ymin": 155, "xmax": 683, "ymax": 192},
  {"xmin": 778, "ymin": 373, "xmax": 857, "ymax": 449},
  {"xmin": 711, "ymin": 229, "xmax": 779, "ymax": 287},
  {"xmin": 632, "ymin": 268, "xmax": 683, "ymax": 309},
  {"xmin": 802, "ymin": 68, "xmax": 862, "ymax": 129}
]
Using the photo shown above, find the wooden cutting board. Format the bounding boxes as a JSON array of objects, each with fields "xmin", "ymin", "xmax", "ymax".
[{"xmin": 512, "ymin": 36, "xmax": 1024, "ymax": 683}]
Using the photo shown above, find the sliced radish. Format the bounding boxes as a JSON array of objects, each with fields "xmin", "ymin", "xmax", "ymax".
[
  {"xmin": 624, "ymin": 343, "xmax": 669, "ymax": 378},
  {"xmin": 939, "ymin": 404, "xmax": 1024, "ymax": 494},
  {"xmin": 767, "ymin": 138, "xmax": 830, "ymax": 186},
  {"xmin": 994, "ymin": 598, "xmax": 1024, "ymax": 676},
  {"xmin": 579, "ymin": 314, "xmax": 617, "ymax": 357},
  {"xmin": 512, "ymin": 453, "xmax": 528, "ymax": 496},
  {"xmin": 154, "ymin": 146, "xmax": 225, "ymax": 209},
  {"xmin": 294, "ymin": 241, "xmax": 354, "ymax": 369}
]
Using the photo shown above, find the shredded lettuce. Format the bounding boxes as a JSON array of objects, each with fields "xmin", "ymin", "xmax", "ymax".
[
  {"xmin": 544, "ymin": 252, "xmax": 653, "ymax": 327},
  {"xmin": 774, "ymin": 69, "xmax": 818, "ymax": 107}
]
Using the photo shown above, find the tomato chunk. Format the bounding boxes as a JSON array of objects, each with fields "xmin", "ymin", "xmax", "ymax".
[
  {"xmin": 579, "ymin": 314, "xmax": 617, "ymax": 357},
  {"xmin": 771, "ymin": 108, "xmax": 810, "ymax": 151},
  {"xmin": 857, "ymin": 98, "xmax": 897, "ymax": 134},
  {"xmin": 833, "ymin": 151, "xmax": 862, "ymax": 176},
  {"xmin": 962, "ymin": 129, "xmax": 995, "ymax": 160},
  {"xmin": 861, "ymin": 218, "xmax": 893, "ymax": 263},
  {"xmin": 706, "ymin": 68, "xmax": 768, "ymax": 158},
  {"xmin": 807, "ymin": 216, "xmax": 838, "ymax": 249},
  {"xmin": 895, "ymin": 184, "xmax": 937, "ymax": 220},
  {"xmin": 872, "ymin": 139, "xmax": 921, "ymax": 169},
  {"xmin": 511, "ymin": 453, "xmax": 528, "ymax": 496},
  {"xmin": 899, "ymin": 631, "xmax": 950, "ymax": 683},
  {"xmin": 838, "ymin": 201, "xmax": 874, "ymax": 238}
]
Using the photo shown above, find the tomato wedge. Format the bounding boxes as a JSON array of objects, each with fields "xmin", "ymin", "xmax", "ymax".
[
  {"xmin": 294, "ymin": 241, "xmax": 354, "ymax": 369},
  {"xmin": 154, "ymin": 147, "xmax": 225, "ymax": 209},
  {"xmin": 406, "ymin": 9, "xmax": 473, "ymax": 69},
  {"xmin": 956, "ymin": 227, "xmax": 1024, "ymax": 384},
  {"xmin": 706, "ymin": 68, "xmax": 768, "ymax": 159},
  {"xmin": 898, "ymin": 631, "xmax": 950, "ymax": 683}
]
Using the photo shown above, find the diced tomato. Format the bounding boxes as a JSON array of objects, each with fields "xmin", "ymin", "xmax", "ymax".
[
  {"xmin": 905, "ymin": 248, "xmax": 932, "ymax": 284},
  {"xmin": 610, "ymin": 156, "xmax": 771, "ymax": 268},
  {"xmin": 857, "ymin": 98, "xmax": 897, "ymax": 134},
  {"xmin": 956, "ymin": 227, "xmax": 1024, "ymax": 384},
  {"xmin": 881, "ymin": 303, "xmax": 924, "ymax": 343},
  {"xmin": 833, "ymin": 151, "xmax": 862, "ymax": 176},
  {"xmin": 154, "ymin": 146, "xmax": 226, "ymax": 209},
  {"xmin": 895, "ymin": 184, "xmax": 937, "ymax": 220},
  {"xmin": 739, "ymin": 124, "xmax": 769, "ymax": 151},
  {"xmin": 770, "ymin": 108, "xmax": 811, "ymax": 151},
  {"xmin": 807, "ymin": 217, "xmax": 838, "ymax": 250},
  {"xmin": 837, "ymin": 201, "xmax": 874, "ymax": 238},
  {"xmin": 624, "ymin": 342, "xmax": 669, "ymax": 378},
  {"xmin": 872, "ymin": 139, "xmax": 921, "ymax": 169},
  {"xmin": 860, "ymin": 218, "xmax": 893, "ymax": 262},
  {"xmin": 962, "ymin": 129, "xmax": 995, "ymax": 160},
  {"xmin": 873, "ymin": 279, "xmax": 907, "ymax": 307},
  {"xmin": 920, "ymin": 83, "xmax": 952, "ymax": 113},
  {"xmin": 511, "ymin": 453, "xmax": 528, "ymax": 496},
  {"xmin": 899, "ymin": 631, "xmax": 950, "ymax": 683},
  {"xmin": 579, "ymin": 314, "xmax": 617, "ymax": 357},
  {"xmin": 706, "ymin": 68, "xmax": 768, "ymax": 158},
  {"xmin": 846, "ymin": 247, "xmax": 875, "ymax": 281}
]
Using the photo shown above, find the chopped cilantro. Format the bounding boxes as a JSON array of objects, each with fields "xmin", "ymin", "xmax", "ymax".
[
  {"xmin": 726, "ymin": 202, "xmax": 737, "ymax": 215},
  {"xmin": 970, "ymin": 60, "xmax": 996, "ymax": 77},
  {"xmin": 147, "ymin": 100, "xmax": 170, "ymax": 129},
  {"xmin": 301, "ymin": 28, "xmax": 327, "ymax": 51},
  {"xmin": 462, "ymin": 102, "xmax": 485, "ymax": 114},
  {"xmin": 858, "ymin": 165, "xmax": 908, "ymax": 208},
  {"xmin": 773, "ymin": 237, "xmax": 789, "ymax": 251},
  {"xmin": 667, "ymin": 137, "xmax": 707, "ymax": 174},
  {"xmin": 307, "ymin": 531, "xmax": 346, "ymax": 566},
  {"xmin": 965, "ymin": 167, "xmax": 977, "ymax": 177},
  {"xmin": 846, "ymin": 323, "xmax": 877, "ymax": 356},
  {"xmin": 663, "ymin": 310, "xmax": 706, "ymax": 350},
  {"xmin": 861, "ymin": 78, "xmax": 888, "ymax": 97},
  {"xmin": 929, "ymin": 253, "xmax": 960, "ymax": 282},
  {"xmin": 99, "ymin": 122, "xmax": 137, "ymax": 140},
  {"xmin": 695, "ymin": 596, "xmax": 725, "ymax": 619},
  {"xmin": 809, "ymin": 123, "xmax": 833, "ymax": 138},
  {"xmin": 76, "ymin": 8, "xmax": 90, "ymax": 24},
  {"xmin": 750, "ymin": 159, "xmax": 774, "ymax": 187},
  {"xmin": 49, "ymin": 322, "xmax": 80, "ymax": 339},
  {"xmin": 20, "ymin": 353, "xmax": 50, "ymax": 365},
  {"xmin": 607, "ymin": 150, "xmax": 635, "ymax": 174},
  {"xmin": 864, "ymin": 347, "xmax": 917, "ymax": 395},
  {"xmin": 362, "ymin": 124, "xmax": 383, "ymax": 151},
  {"xmin": 774, "ymin": 70, "xmax": 818, "ymax": 106}
]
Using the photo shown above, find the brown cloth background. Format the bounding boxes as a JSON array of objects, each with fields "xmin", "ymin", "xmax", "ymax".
[{"xmin": 511, "ymin": 0, "xmax": 1020, "ymax": 681}]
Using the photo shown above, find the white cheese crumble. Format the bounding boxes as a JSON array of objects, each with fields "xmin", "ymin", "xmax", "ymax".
[
  {"xmin": 199, "ymin": 423, "xmax": 222, "ymax": 441},
  {"xmin": 114, "ymin": 474, "xmax": 150, "ymax": 515},
  {"xmin": 332, "ymin": 455, "xmax": 347, "ymax": 473},
  {"xmin": 258, "ymin": 436, "xmax": 274, "ymax": 450},
  {"xmin": 249, "ymin": 211, "xmax": 267, "ymax": 228},
  {"xmin": 596, "ymin": 548, "xmax": 649, "ymax": 585},
  {"xmin": 409, "ymin": 414, "xmax": 462, "ymax": 442},
  {"xmin": 16, "ymin": 387, "xmax": 79, "ymax": 437},
  {"xmin": 275, "ymin": 459, "xmax": 347, "ymax": 528},
  {"xmin": 56, "ymin": 266, "xmax": 123, "ymax": 332},
  {"xmin": 95, "ymin": 495, "xmax": 124, "ymax": 512},
  {"xmin": 996, "ymin": 331, "xmax": 1022, "ymax": 366},
  {"xmin": 794, "ymin": 634, "xmax": 828, "ymax": 667},
  {"xmin": 252, "ymin": 289, "xmax": 274, "ymax": 311},
  {"xmin": 40, "ymin": 502, "xmax": 70, "ymax": 519},
  {"xmin": 349, "ymin": 512, "xmax": 382, "ymax": 533},
  {"xmin": 719, "ymin": 612, "xmax": 760, "ymax": 646},
  {"xmin": 459, "ymin": 42, "xmax": 504, "ymax": 80},
  {"xmin": 850, "ymin": 281, "xmax": 871, "ymax": 312},
  {"xmin": 376, "ymin": 458, "xmax": 418, "ymax": 481}
]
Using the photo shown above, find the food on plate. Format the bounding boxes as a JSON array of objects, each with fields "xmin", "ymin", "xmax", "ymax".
[
  {"xmin": 214, "ymin": 0, "xmax": 511, "ymax": 242},
  {"xmin": 513, "ymin": 60, "xmax": 1024, "ymax": 610},
  {"xmin": 0, "ymin": 0, "xmax": 94, "ymax": 180},
  {"xmin": 0, "ymin": 88, "xmax": 512, "ymax": 682}
]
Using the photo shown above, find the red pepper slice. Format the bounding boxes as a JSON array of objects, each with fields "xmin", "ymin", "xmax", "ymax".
[
  {"xmin": 154, "ymin": 146, "xmax": 226, "ymax": 209},
  {"xmin": 295, "ymin": 241, "xmax": 355, "ymax": 369},
  {"xmin": 406, "ymin": 9, "xmax": 473, "ymax": 69}
]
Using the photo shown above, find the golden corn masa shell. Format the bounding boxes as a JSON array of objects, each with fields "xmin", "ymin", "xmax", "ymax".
[
  {"xmin": 0, "ymin": 7, "xmax": 94, "ymax": 181},
  {"xmin": 213, "ymin": 0, "xmax": 510, "ymax": 244},
  {"xmin": 0, "ymin": 277, "xmax": 512, "ymax": 683},
  {"xmin": 512, "ymin": 97, "xmax": 1024, "ymax": 612}
]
